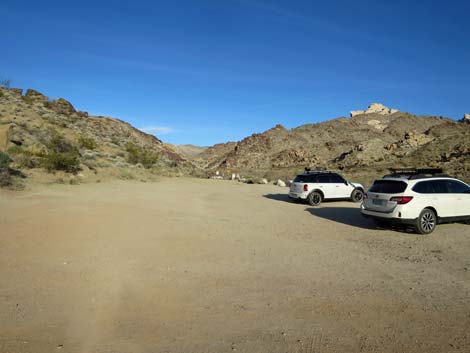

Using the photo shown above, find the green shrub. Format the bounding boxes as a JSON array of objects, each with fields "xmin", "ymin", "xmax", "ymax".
[
  {"xmin": 16, "ymin": 150, "xmax": 37, "ymax": 169},
  {"xmin": 42, "ymin": 133, "xmax": 81, "ymax": 173},
  {"xmin": 0, "ymin": 168, "xmax": 12, "ymax": 187},
  {"xmin": 0, "ymin": 90, "xmax": 4, "ymax": 98},
  {"xmin": 125, "ymin": 142, "xmax": 159, "ymax": 168},
  {"xmin": 78, "ymin": 135, "xmax": 97, "ymax": 150},
  {"xmin": 111, "ymin": 136, "xmax": 120, "ymax": 145},
  {"xmin": 0, "ymin": 151, "xmax": 12, "ymax": 168},
  {"xmin": 42, "ymin": 151, "xmax": 80, "ymax": 173},
  {"xmin": 0, "ymin": 152, "xmax": 13, "ymax": 187}
]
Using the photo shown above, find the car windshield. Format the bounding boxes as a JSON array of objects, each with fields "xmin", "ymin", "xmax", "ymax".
[{"xmin": 369, "ymin": 180, "xmax": 408, "ymax": 194}]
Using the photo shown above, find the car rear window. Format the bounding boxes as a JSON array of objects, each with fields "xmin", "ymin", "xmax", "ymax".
[{"xmin": 369, "ymin": 180, "xmax": 408, "ymax": 194}]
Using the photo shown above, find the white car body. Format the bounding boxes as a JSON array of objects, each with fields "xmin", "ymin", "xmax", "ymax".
[
  {"xmin": 288, "ymin": 171, "xmax": 364, "ymax": 203},
  {"xmin": 361, "ymin": 175, "xmax": 470, "ymax": 233}
]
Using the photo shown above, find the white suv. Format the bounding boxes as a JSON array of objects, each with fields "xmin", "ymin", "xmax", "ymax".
[
  {"xmin": 288, "ymin": 171, "xmax": 364, "ymax": 206},
  {"xmin": 361, "ymin": 168, "xmax": 470, "ymax": 234}
]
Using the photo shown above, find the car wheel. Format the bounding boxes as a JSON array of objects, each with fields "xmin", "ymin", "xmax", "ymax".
[
  {"xmin": 416, "ymin": 208, "xmax": 437, "ymax": 234},
  {"xmin": 350, "ymin": 188, "xmax": 364, "ymax": 202},
  {"xmin": 307, "ymin": 191, "xmax": 322, "ymax": 206}
]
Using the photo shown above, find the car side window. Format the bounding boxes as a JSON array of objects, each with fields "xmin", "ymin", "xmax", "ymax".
[
  {"xmin": 413, "ymin": 181, "xmax": 433, "ymax": 193},
  {"xmin": 317, "ymin": 175, "xmax": 330, "ymax": 183},
  {"xmin": 329, "ymin": 174, "xmax": 345, "ymax": 183},
  {"xmin": 309, "ymin": 175, "xmax": 319, "ymax": 183},
  {"xmin": 447, "ymin": 180, "xmax": 470, "ymax": 194},
  {"xmin": 431, "ymin": 180, "xmax": 450, "ymax": 193}
]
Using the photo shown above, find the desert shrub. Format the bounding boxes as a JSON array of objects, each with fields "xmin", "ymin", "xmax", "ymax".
[
  {"xmin": 0, "ymin": 152, "xmax": 13, "ymax": 187},
  {"xmin": 42, "ymin": 133, "xmax": 81, "ymax": 173},
  {"xmin": 111, "ymin": 136, "xmax": 120, "ymax": 145},
  {"xmin": 8, "ymin": 146, "xmax": 41, "ymax": 169},
  {"xmin": 125, "ymin": 142, "xmax": 159, "ymax": 168},
  {"xmin": 78, "ymin": 135, "xmax": 97, "ymax": 150},
  {"xmin": 0, "ymin": 168, "xmax": 12, "ymax": 187},
  {"xmin": 0, "ymin": 90, "xmax": 4, "ymax": 98},
  {"xmin": 0, "ymin": 151, "xmax": 12, "ymax": 168},
  {"xmin": 42, "ymin": 151, "xmax": 80, "ymax": 173},
  {"xmin": 119, "ymin": 169, "xmax": 135, "ymax": 180},
  {"xmin": 16, "ymin": 150, "xmax": 37, "ymax": 168}
]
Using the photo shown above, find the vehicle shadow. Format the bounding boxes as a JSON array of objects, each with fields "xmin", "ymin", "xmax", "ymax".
[
  {"xmin": 305, "ymin": 206, "xmax": 377, "ymax": 230},
  {"xmin": 263, "ymin": 193, "xmax": 293, "ymax": 203},
  {"xmin": 305, "ymin": 207, "xmax": 416, "ymax": 233}
]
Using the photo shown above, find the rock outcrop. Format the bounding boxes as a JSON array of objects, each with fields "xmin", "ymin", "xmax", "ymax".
[
  {"xmin": 25, "ymin": 89, "xmax": 48, "ymax": 103},
  {"xmin": 460, "ymin": 113, "xmax": 470, "ymax": 124},
  {"xmin": 350, "ymin": 103, "xmax": 398, "ymax": 117}
]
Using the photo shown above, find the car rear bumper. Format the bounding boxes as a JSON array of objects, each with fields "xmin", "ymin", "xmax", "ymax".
[
  {"xmin": 361, "ymin": 208, "xmax": 417, "ymax": 225},
  {"xmin": 288, "ymin": 192, "xmax": 307, "ymax": 200}
]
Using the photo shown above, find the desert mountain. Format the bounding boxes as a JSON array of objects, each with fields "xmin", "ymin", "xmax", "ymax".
[
  {"xmin": 1, "ymin": 87, "xmax": 469, "ymax": 188},
  {"xmin": 174, "ymin": 144, "xmax": 208, "ymax": 159},
  {"xmin": 193, "ymin": 103, "xmax": 470, "ymax": 185},
  {"xmin": 0, "ymin": 87, "xmax": 196, "ymax": 186}
]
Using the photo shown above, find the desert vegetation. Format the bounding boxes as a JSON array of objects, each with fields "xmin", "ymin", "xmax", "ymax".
[{"xmin": 125, "ymin": 142, "xmax": 159, "ymax": 168}]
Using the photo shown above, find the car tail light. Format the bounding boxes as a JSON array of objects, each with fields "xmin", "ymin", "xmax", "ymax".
[
  {"xmin": 390, "ymin": 196, "xmax": 413, "ymax": 204},
  {"xmin": 303, "ymin": 184, "xmax": 308, "ymax": 192}
]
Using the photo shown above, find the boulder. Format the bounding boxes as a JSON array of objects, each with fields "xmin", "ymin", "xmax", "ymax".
[
  {"xmin": 258, "ymin": 178, "xmax": 268, "ymax": 184},
  {"xmin": 275, "ymin": 179, "xmax": 286, "ymax": 187}
]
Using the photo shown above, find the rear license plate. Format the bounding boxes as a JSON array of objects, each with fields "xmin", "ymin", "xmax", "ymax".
[{"xmin": 373, "ymin": 199, "xmax": 385, "ymax": 206}]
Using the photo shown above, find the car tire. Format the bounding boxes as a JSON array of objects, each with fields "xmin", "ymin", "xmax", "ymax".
[
  {"xmin": 350, "ymin": 188, "xmax": 364, "ymax": 203},
  {"xmin": 416, "ymin": 208, "xmax": 437, "ymax": 234},
  {"xmin": 307, "ymin": 191, "xmax": 322, "ymax": 206}
]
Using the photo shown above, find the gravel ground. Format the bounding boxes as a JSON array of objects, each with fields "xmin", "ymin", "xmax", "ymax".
[{"xmin": 1, "ymin": 178, "xmax": 469, "ymax": 353}]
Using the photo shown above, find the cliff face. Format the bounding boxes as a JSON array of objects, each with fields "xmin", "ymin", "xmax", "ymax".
[{"xmin": 0, "ymin": 87, "xmax": 196, "ymax": 185}]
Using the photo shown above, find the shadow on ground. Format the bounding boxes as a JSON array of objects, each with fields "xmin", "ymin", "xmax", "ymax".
[
  {"xmin": 305, "ymin": 206, "xmax": 377, "ymax": 230},
  {"xmin": 305, "ymin": 207, "xmax": 418, "ymax": 233},
  {"xmin": 263, "ymin": 193, "xmax": 292, "ymax": 203}
]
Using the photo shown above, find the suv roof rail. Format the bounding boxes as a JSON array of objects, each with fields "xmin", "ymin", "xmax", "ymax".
[
  {"xmin": 304, "ymin": 167, "xmax": 331, "ymax": 174},
  {"xmin": 383, "ymin": 168, "xmax": 451, "ymax": 180}
]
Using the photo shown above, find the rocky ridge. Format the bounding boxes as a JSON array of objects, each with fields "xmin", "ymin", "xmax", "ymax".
[{"xmin": 193, "ymin": 104, "xmax": 470, "ymax": 185}]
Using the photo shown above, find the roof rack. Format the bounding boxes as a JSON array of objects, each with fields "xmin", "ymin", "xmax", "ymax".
[
  {"xmin": 383, "ymin": 168, "xmax": 450, "ymax": 180},
  {"xmin": 304, "ymin": 167, "xmax": 331, "ymax": 174}
]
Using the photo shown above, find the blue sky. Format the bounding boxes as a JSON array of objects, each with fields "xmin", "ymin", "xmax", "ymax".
[{"xmin": 1, "ymin": 0, "xmax": 469, "ymax": 145}]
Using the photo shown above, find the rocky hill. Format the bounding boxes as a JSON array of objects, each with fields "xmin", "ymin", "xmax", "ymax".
[
  {"xmin": 0, "ymin": 87, "xmax": 196, "ymax": 187},
  {"xmin": 193, "ymin": 103, "xmax": 470, "ymax": 185},
  {"xmin": 1, "ymin": 86, "xmax": 469, "ymax": 189}
]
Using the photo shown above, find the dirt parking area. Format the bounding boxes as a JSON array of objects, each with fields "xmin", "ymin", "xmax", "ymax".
[{"xmin": 1, "ymin": 178, "xmax": 469, "ymax": 353}]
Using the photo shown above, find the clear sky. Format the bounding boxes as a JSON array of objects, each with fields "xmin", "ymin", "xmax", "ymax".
[{"xmin": 2, "ymin": 0, "xmax": 469, "ymax": 146}]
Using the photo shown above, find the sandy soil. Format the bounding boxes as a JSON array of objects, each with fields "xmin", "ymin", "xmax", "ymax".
[{"xmin": 1, "ymin": 178, "xmax": 469, "ymax": 353}]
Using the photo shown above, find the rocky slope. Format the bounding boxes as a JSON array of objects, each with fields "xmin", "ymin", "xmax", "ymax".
[
  {"xmin": 193, "ymin": 103, "xmax": 470, "ymax": 185},
  {"xmin": 0, "ymin": 87, "xmax": 196, "ymax": 187},
  {"xmin": 174, "ymin": 144, "xmax": 208, "ymax": 159}
]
